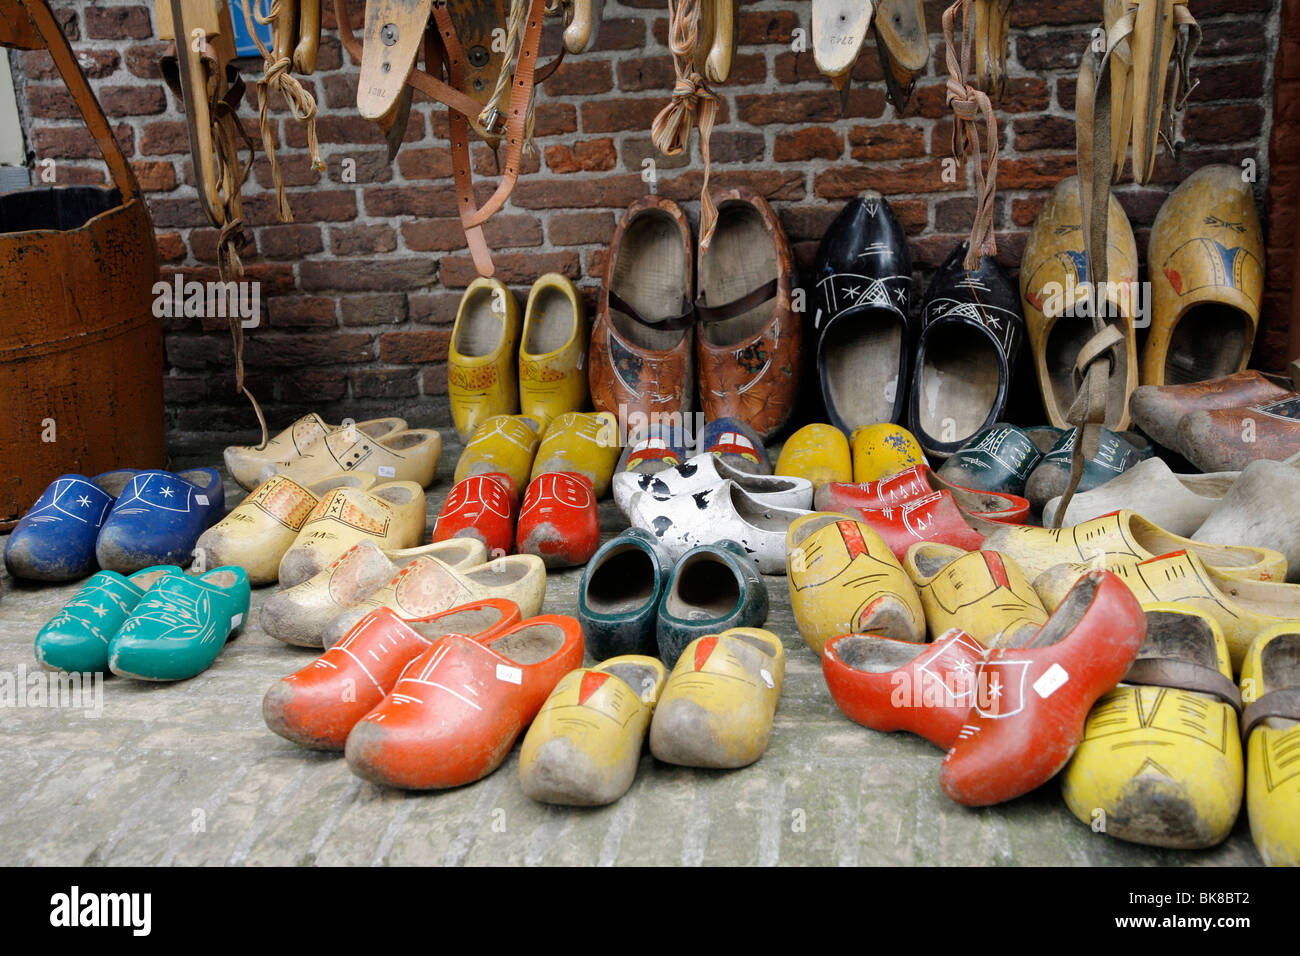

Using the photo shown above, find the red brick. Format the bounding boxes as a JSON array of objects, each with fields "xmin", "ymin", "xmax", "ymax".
[
  {"xmin": 243, "ymin": 332, "xmax": 376, "ymax": 368},
  {"xmin": 1185, "ymin": 105, "xmax": 1265, "ymax": 144},
  {"xmin": 1012, "ymin": 116, "xmax": 1076, "ymax": 152},
  {"xmin": 397, "ymin": 147, "xmax": 454, "ymax": 181},
  {"xmin": 657, "ymin": 169, "xmax": 806, "ymax": 204},
  {"xmin": 998, "ymin": 155, "xmax": 1078, "ymax": 190},
  {"xmin": 814, "ymin": 162, "xmax": 969, "ymax": 199},
  {"xmin": 774, "ymin": 127, "xmax": 843, "ymax": 163},
  {"xmin": 140, "ymin": 121, "xmax": 190, "ymax": 156},
  {"xmin": 617, "ymin": 56, "xmax": 676, "ymax": 93},
  {"xmin": 420, "ymin": 364, "xmax": 449, "ymax": 396},
  {"xmin": 774, "ymin": 46, "xmax": 883, "ymax": 85},
  {"xmin": 243, "ymin": 190, "xmax": 358, "ymax": 226},
  {"xmin": 849, "ymin": 123, "xmax": 926, "ymax": 161},
  {"xmin": 300, "ymin": 258, "xmax": 437, "ymax": 292},
  {"xmin": 26, "ymin": 85, "xmax": 79, "ymax": 120},
  {"xmin": 408, "ymin": 292, "xmax": 462, "ymax": 325},
  {"xmin": 365, "ymin": 186, "xmax": 458, "ymax": 218},
  {"xmin": 266, "ymin": 296, "xmax": 338, "ymax": 329},
  {"xmin": 533, "ymin": 103, "xmax": 578, "ymax": 137},
  {"xmin": 252, "ymin": 154, "xmax": 325, "ymax": 190},
  {"xmin": 329, "ymin": 224, "xmax": 397, "ymax": 257},
  {"xmin": 352, "ymin": 368, "xmax": 420, "ymax": 399},
  {"xmin": 278, "ymin": 369, "xmax": 350, "ymax": 403},
  {"xmin": 100, "ymin": 85, "xmax": 167, "ymax": 117},
  {"xmin": 591, "ymin": 17, "xmax": 645, "ymax": 51},
  {"xmin": 546, "ymin": 138, "xmax": 618, "ymax": 174},
  {"xmin": 738, "ymin": 89, "xmax": 884, "ymax": 125},
  {"xmin": 379, "ymin": 330, "xmax": 453, "ymax": 364},
  {"xmin": 738, "ymin": 10, "xmax": 799, "ymax": 44},
  {"xmin": 1190, "ymin": 60, "xmax": 1265, "ymax": 103},
  {"xmin": 25, "ymin": 49, "xmax": 122, "ymax": 83},
  {"xmin": 622, "ymin": 137, "xmax": 690, "ymax": 173},
  {"xmin": 163, "ymin": 375, "xmax": 206, "ymax": 405},
  {"xmin": 131, "ymin": 160, "xmax": 177, "ymax": 192},
  {"xmin": 583, "ymin": 97, "xmax": 674, "ymax": 133},
  {"xmin": 342, "ymin": 293, "xmax": 409, "ymax": 327},
  {"xmin": 544, "ymin": 60, "xmax": 614, "ymax": 97},
  {"xmin": 439, "ymin": 252, "xmax": 582, "ymax": 288},
  {"xmin": 85, "ymin": 5, "xmax": 153, "ymax": 40},
  {"xmin": 124, "ymin": 42, "xmax": 169, "ymax": 79},
  {"xmin": 257, "ymin": 224, "xmax": 326, "ymax": 259},
  {"xmin": 31, "ymin": 124, "xmax": 133, "ymax": 160},
  {"xmin": 155, "ymin": 231, "xmax": 187, "ymax": 262},
  {"xmin": 402, "ymin": 215, "xmax": 542, "ymax": 252},
  {"xmin": 472, "ymin": 143, "xmax": 541, "ymax": 177},
  {"xmin": 549, "ymin": 212, "xmax": 616, "ymax": 247},
  {"xmin": 1014, "ymin": 31, "xmax": 1091, "ymax": 73},
  {"xmin": 511, "ymin": 174, "xmax": 648, "ymax": 210},
  {"xmin": 710, "ymin": 131, "xmax": 766, "ymax": 165}
]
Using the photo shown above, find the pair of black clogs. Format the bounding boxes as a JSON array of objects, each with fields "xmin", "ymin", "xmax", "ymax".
[{"xmin": 810, "ymin": 193, "xmax": 1026, "ymax": 459}]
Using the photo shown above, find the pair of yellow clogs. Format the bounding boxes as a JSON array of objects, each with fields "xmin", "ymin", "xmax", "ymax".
[
  {"xmin": 450, "ymin": 274, "xmax": 590, "ymax": 442},
  {"xmin": 519, "ymin": 628, "xmax": 785, "ymax": 806},
  {"xmin": 776, "ymin": 422, "xmax": 926, "ymax": 488},
  {"xmin": 454, "ymin": 410, "xmax": 621, "ymax": 499}
]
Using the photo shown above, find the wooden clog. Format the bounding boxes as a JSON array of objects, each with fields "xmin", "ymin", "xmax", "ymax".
[
  {"xmin": 95, "ymin": 469, "xmax": 225, "ymax": 575},
  {"xmin": 432, "ymin": 473, "xmax": 517, "ymax": 559},
  {"xmin": 1129, "ymin": 370, "xmax": 1290, "ymax": 452},
  {"xmin": 449, "ymin": 276, "xmax": 522, "ymax": 442},
  {"xmin": 4, "ymin": 470, "xmax": 137, "ymax": 582},
  {"xmin": 1175, "ymin": 392, "xmax": 1300, "ymax": 473},
  {"xmin": 266, "ymin": 427, "xmax": 442, "ymax": 489},
  {"xmin": 223, "ymin": 414, "xmax": 406, "ymax": 491},
  {"xmin": 276, "ymin": 481, "xmax": 426, "ymax": 588},
  {"xmin": 195, "ymin": 472, "xmax": 374, "ymax": 586},
  {"xmin": 1142, "ymin": 165, "xmax": 1264, "ymax": 388},
  {"xmin": 656, "ymin": 541, "xmax": 770, "ymax": 667},
  {"xmin": 260, "ymin": 538, "xmax": 487, "ymax": 647},
  {"xmin": 262, "ymin": 599, "xmax": 521, "ymax": 751},
  {"xmin": 936, "ymin": 422, "xmax": 1063, "ymax": 496},
  {"xmin": 811, "ymin": 0, "xmax": 875, "ymax": 90},
  {"xmin": 614, "ymin": 451, "xmax": 812, "ymax": 518},
  {"xmin": 850, "ymin": 423, "xmax": 925, "ymax": 483},
  {"xmin": 904, "ymin": 543, "xmax": 1048, "ymax": 648},
  {"xmin": 1193, "ymin": 458, "xmax": 1300, "ymax": 582},
  {"xmin": 615, "ymin": 423, "xmax": 688, "ymax": 476},
  {"xmin": 529, "ymin": 411, "xmax": 621, "ymax": 498},
  {"xmin": 815, "ymin": 464, "xmax": 1030, "ymax": 524},
  {"xmin": 786, "ymin": 513, "xmax": 924, "ymax": 655},
  {"xmin": 454, "ymin": 414, "xmax": 544, "ymax": 496},
  {"xmin": 1239, "ymin": 624, "xmax": 1300, "ymax": 866},
  {"xmin": 1061, "ymin": 604, "xmax": 1243, "ymax": 849},
  {"xmin": 873, "ymin": 0, "xmax": 928, "ymax": 111},
  {"xmin": 841, "ymin": 490, "xmax": 986, "ymax": 562},
  {"xmin": 519, "ymin": 273, "xmax": 588, "ymax": 426},
  {"xmin": 699, "ymin": 416, "xmax": 772, "ymax": 475},
  {"xmin": 774, "ymin": 423, "xmax": 852, "ymax": 490},
  {"xmin": 580, "ymin": 529, "xmax": 674, "ymax": 661},
  {"xmin": 516, "ymin": 472, "xmax": 599, "ymax": 569},
  {"xmin": 519, "ymin": 655, "xmax": 667, "ymax": 806},
  {"xmin": 649, "ymin": 628, "xmax": 785, "ymax": 769},
  {"xmin": 1023, "ymin": 426, "xmax": 1153, "ymax": 513}
]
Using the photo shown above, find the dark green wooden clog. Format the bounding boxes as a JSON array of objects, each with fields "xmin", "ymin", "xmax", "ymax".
[
  {"xmin": 936, "ymin": 422, "xmax": 1064, "ymax": 496},
  {"xmin": 578, "ymin": 528, "xmax": 673, "ymax": 661},
  {"xmin": 1024, "ymin": 427, "xmax": 1155, "ymax": 512},
  {"xmin": 656, "ymin": 540, "xmax": 770, "ymax": 667}
]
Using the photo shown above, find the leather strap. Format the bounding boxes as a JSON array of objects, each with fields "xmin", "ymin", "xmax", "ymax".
[
  {"xmin": 696, "ymin": 278, "xmax": 778, "ymax": 324},
  {"xmin": 608, "ymin": 290, "xmax": 696, "ymax": 332},
  {"xmin": 1241, "ymin": 688, "xmax": 1300, "ymax": 739},
  {"xmin": 1124, "ymin": 658, "xmax": 1242, "ymax": 712},
  {"xmin": 942, "ymin": 0, "xmax": 999, "ymax": 269}
]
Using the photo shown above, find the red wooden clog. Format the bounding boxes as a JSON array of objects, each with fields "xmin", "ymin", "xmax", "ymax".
[
  {"xmin": 816, "ymin": 465, "xmax": 1029, "ymax": 524},
  {"xmin": 344, "ymin": 614, "xmax": 585, "ymax": 790},
  {"xmin": 262, "ymin": 599, "xmax": 521, "ymax": 751},
  {"xmin": 432, "ymin": 473, "xmax": 518, "ymax": 557},
  {"xmin": 516, "ymin": 472, "xmax": 600, "ymax": 568},
  {"xmin": 823, "ymin": 628, "xmax": 988, "ymax": 749},
  {"xmin": 844, "ymin": 490, "xmax": 986, "ymax": 561},
  {"xmin": 939, "ymin": 570, "xmax": 1147, "ymax": 806}
]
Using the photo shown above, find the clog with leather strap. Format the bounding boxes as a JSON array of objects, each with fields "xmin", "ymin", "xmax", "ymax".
[{"xmin": 1239, "ymin": 623, "xmax": 1300, "ymax": 866}]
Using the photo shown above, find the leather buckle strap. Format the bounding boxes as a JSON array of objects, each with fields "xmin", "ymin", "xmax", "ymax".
[
  {"xmin": 608, "ymin": 290, "xmax": 696, "ymax": 332},
  {"xmin": 1124, "ymin": 658, "xmax": 1242, "ymax": 713},
  {"xmin": 1241, "ymin": 688, "xmax": 1300, "ymax": 740},
  {"xmin": 695, "ymin": 278, "xmax": 778, "ymax": 324}
]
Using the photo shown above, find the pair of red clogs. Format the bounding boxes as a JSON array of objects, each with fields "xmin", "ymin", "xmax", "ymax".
[
  {"xmin": 262, "ymin": 598, "xmax": 584, "ymax": 790},
  {"xmin": 433, "ymin": 472, "xmax": 599, "ymax": 569},
  {"xmin": 823, "ymin": 570, "xmax": 1148, "ymax": 806}
]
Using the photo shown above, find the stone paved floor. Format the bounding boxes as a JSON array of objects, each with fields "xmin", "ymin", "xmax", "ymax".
[{"xmin": 0, "ymin": 432, "xmax": 1262, "ymax": 866}]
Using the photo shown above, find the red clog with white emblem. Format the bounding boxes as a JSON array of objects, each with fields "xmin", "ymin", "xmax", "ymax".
[
  {"xmin": 815, "ymin": 465, "xmax": 1029, "ymax": 524},
  {"xmin": 822, "ymin": 628, "xmax": 988, "ymax": 749},
  {"xmin": 432, "ymin": 473, "xmax": 517, "ymax": 557},
  {"xmin": 262, "ymin": 599, "xmax": 521, "ymax": 751},
  {"xmin": 516, "ymin": 472, "xmax": 600, "ymax": 568},
  {"xmin": 344, "ymin": 615, "xmax": 584, "ymax": 790},
  {"xmin": 844, "ymin": 489, "xmax": 986, "ymax": 561},
  {"xmin": 939, "ymin": 569, "xmax": 1147, "ymax": 806}
]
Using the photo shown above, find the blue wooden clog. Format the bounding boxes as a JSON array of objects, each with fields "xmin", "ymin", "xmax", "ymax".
[
  {"xmin": 656, "ymin": 540, "xmax": 770, "ymax": 667},
  {"xmin": 578, "ymin": 528, "xmax": 674, "ymax": 661},
  {"xmin": 34, "ymin": 566, "xmax": 182, "ymax": 673},
  {"xmin": 4, "ymin": 470, "xmax": 137, "ymax": 581},
  {"xmin": 95, "ymin": 468, "xmax": 225, "ymax": 574},
  {"xmin": 107, "ymin": 566, "xmax": 251, "ymax": 681},
  {"xmin": 699, "ymin": 417, "xmax": 772, "ymax": 475}
]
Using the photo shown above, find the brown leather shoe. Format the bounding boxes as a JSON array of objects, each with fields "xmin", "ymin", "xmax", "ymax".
[
  {"xmin": 695, "ymin": 187, "xmax": 800, "ymax": 440},
  {"xmin": 1129, "ymin": 370, "xmax": 1291, "ymax": 452},
  {"xmin": 589, "ymin": 196, "xmax": 695, "ymax": 426},
  {"xmin": 1176, "ymin": 393, "xmax": 1300, "ymax": 473}
]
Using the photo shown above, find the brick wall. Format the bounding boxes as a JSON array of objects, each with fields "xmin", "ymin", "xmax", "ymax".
[{"xmin": 8, "ymin": 0, "xmax": 1286, "ymax": 452}]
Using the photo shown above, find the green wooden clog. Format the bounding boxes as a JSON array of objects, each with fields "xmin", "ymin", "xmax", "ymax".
[
  {"xmin": 656, "ymin": 540, "xmax": 770, "ymax": 667},
  {"xmin": 936, "ymin": 422, "xmax": 1064, "ymax": 496},
  {"xmin": 578, "ymin": 528, "xmax": 673, "ymax": 661}
]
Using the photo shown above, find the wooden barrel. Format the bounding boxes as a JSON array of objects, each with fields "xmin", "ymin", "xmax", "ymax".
[{"xmin": 0, "ymin": 0, "xmax": 163, "ymax": 526}]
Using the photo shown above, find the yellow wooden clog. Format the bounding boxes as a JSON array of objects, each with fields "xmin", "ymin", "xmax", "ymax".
[
  {"xmin": 903, "ymin": 542, "xmax": 1048, "ymax": 648},
  {"xmin": 1240, "ymin": 624, "xmax": 1300, "ymax": 866},
  {"xmin": 195, "ymin": 472, "xmax": 375, "ymax": 586},
  {"xmin": 850, "ymin": 423, "xmax": 926, "ymax": 483},
  {"xmin": 774, "ymin": 423, "xmax": 852, "ymax": 490},
  {"xmin": 224, "ymin": 415, "xmax": 406, "ymax": 491},
  {"xmin": 520, "ymin": 273, "xmax": 589, "ymax": 426},
  {"xmin": 1061, "ymin": 604, "xmax": 1244, "ymax": 849},
  {"xmin": 1034, "ymin": 550, "xmax": 1300, "ymax": 671},
  {"xmin": 449, "ymin": 276, "xmax": 522, "ymax": 442},
  {"xmin": 982, "ymin": 509, "xmax": 1287, "ymax": 584},
  {"xmin": 519, "ymin": 655, "xmax": 667, "ymax": 807},
  {"xmin": 649, "ymin": 628, "xmax": 785, "ymax": 769},
  {"xmin": 267, "ymin": 427, "xmax": 442, "ymax": 489},
  {"xmin": 454, "ymin": 414, "xmax": 544, "ymax": 495},
  {"xmin": 277, "ymin": 481, "xmax": 427, "ymax": 588},
  {"xmin": 786, "ymin": 512, "xmax": 924, "ymax": 655},
  {"xmin": 529, "ymin": 411, "xmax": 621, "ymax": 498}
]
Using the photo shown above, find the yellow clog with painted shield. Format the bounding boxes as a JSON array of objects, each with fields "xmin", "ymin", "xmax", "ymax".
[
  {"xmin": 1061, "ymin": 603, "xmax": 1244, "ymax": 849},
  {"xmin": 904, "ymin": 542, "xmax": 1048, "ymax": 648},
  {"xmin": 454, "ymin": 414, "xmax": 544, "ymax": 495},
  {"xmin": 1240, "ymin": 624, "xmax": 1300, "ymax": 866},
  {"xmin": 518, "ymin": 655, "xmax": 666, "ymax": 806},
  {"xmin": 649, "ymin": 628, "xmax": 785, "ymax": 769},
  {"xmin": 529, "ymin": 411, "xmax": 621, "ymax": 498},
  {"xmin": 520, "ymin": 273, "xmax": 589, "ymax": 425},
  {"xmin": 850, "ymin": 423, "xmax": 926, "ymax": 482},
  {"xmin": 449, "ymin": 276, "xmax": 522, "ymax": 442},
  {"xmin": 775, "ymin": 423, "xmax": 852, "ymax": 490},
  {"xmin": 786, "ymin": 512, "xmax": 924, "ymax": 654}
]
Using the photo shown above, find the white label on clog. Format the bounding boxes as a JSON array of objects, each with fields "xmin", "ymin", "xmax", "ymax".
[
  {"xmin": 231, "ymin": 613, "xmax": 243, "ymax": 628},
  {"xmin": 496, "ymin": 663, "xmax": 522, "ymax": 685},
  {"xmin": 377, "ymin": 466, "xmax": 396, "ymax": 478},
  {"xmin": 195, "ymin": 494, "xmax": 209, "ymax": 506},
  {"xmin": 760, "ymin": 668, "xmax": 775, "ymax": 689},
  {"xmin": 1033, "ymin": 663, "xmax": 1069, "ymax": 699}
]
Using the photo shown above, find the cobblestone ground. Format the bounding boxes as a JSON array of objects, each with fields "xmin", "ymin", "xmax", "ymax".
[{"xmin": 0, "ymin": 433, "xmax": 1261, "ymax": 866}]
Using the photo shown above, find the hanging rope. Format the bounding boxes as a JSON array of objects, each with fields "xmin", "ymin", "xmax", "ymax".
[
  {"xmin": 651, "ymin": 0, "xmax": 720, "ymax": 248},
  {"xmin": 942, "ymin": 0, "xmax": 999, "ymax": 270},
  {"xmin": 242, "ymin": 0, "xmax": 325, "ymax": 223}
]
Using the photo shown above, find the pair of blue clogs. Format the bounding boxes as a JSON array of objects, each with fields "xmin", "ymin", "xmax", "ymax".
[
  {"xmin": 34, "ymin": 563, "xmax": 250, "ymax": 680},
  {"xmin": 4, "ymin": 468, "xmax": 224, "ymax": 582}
]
